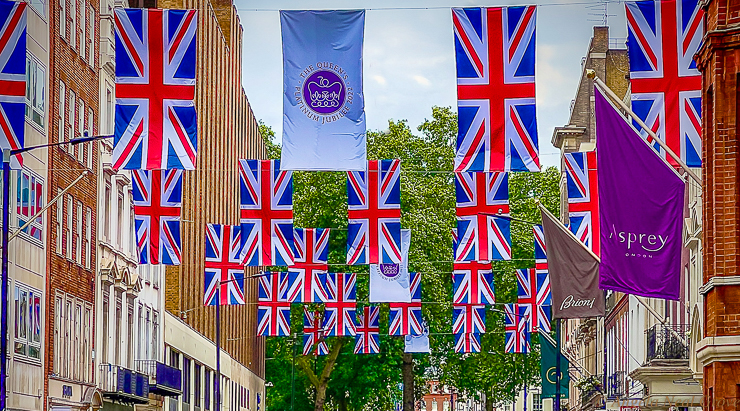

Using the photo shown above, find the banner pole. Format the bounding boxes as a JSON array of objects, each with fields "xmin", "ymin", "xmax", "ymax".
[
  {"xmin": 555, "ymin": 319, "xmax": 561, "ymax": 411},
  {"xmin": 586, "ymin": 70, "xmax": 701, "ymax": 186}
]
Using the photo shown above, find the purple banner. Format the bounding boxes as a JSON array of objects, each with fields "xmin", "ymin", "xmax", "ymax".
[{"xmin": 595, "ymin": 87, "xmax": 685, "ymax": 300}]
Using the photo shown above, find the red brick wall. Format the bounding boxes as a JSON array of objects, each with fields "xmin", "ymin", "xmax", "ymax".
[
  {"xmin": 45, "ymin": 0, "xmax": 100, "ymax": 405},
  {"xmin": 696, "ymin": 0, "xmax": 740, "ymax": 408}
]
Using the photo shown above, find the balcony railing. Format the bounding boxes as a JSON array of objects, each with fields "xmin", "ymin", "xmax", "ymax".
[
  {"xmin": 607, "ymin": 371, "xmax": 626, "ymax": 399},
  {"xmin": 135, "ymin": 359, "xmax": 182, "ymax": 397},
  {"xmin": 577, "ymin": 375, "xmax": 604, "ymax": 408},
  {"xmin": 99, "ymin": 364, "xmax": 150, "ymax": 404},
  {"xmin": 646, "ymin": 324, "xmax": 689, "ymax": 363}
]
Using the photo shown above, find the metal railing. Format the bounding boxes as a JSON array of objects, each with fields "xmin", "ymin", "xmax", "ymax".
[
  {"xmin": 99, "ymin": 364, "xmax": 150, "ymax": 404},
  {"xmin": 607, "ymin": 371, "xmax": 626, "ymax": 399},
  {"xmin": 646, "ymin": 324, "xmax": 689, "ymax": 362},
  {"xmin": 135, "ymin": 359, "xmax": 182, "ymax": 397}
]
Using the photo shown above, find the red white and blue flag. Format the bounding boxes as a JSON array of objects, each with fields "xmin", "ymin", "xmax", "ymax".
[
  {"xmin": 453, "ymin": 304, "xmax": 486, "ymax": 334},
  {"xmin": 564, "ymin": 151, "xmax": 599, "ymax": 254},
  {"xmin": 454, "ymin": 332, "xmax": 481, "ymax": 353},
  {"xmin": 203, "ymin": 224, "xmax": 245, "ymax": 306},
  {"xmin": 389, "ymin": 272, "xmax": 423, "ymax": 336},
  {"xmin": 285, "ymin": 228, "xmax": 330, "ymax": 302},
  {"xmin": 257, "ymin": 272, "xmax": 291, "ymax": 336},
  {"xmin": 132, "ymin": 170, "xmax": 182, "ymax": 265},
  {"xmin": 240, "ymin": 159, "xmax": 295, "ymax": 267},
  {"xmin": 0, "ymin": 0, "xmax": 26, "ymax": 169},
  {"xmin": 302, "ymin": 308, "xmax": 328, "ymax": 356},
  {"xmin": 516, "ymin": 268, "xmax": 551, "ymax": 333},
  {"xmin": 452, "ymin": 6, "xmax": 539, "ymax": 173},
  {"xmin": 112, "ymin": 9, "xmax": 198, "ymax": 170},
  {"xmin": 323, "ymin": 273, "xmax": 357, "ymax": 337},
  {"xmin": 452, "ymin": 261, "xmax": 495, "ymax": 305},
  {"xmin": 504, "ymin": 303, "xmax": 530, "ymax": 353},
  {"xmin": 355, "ymin": 305, "xmax": 380, "ymax": 354},
  {"xmin": 626, "ymin": 0, "xmax": 703, "ymax": 167},
  {"xmin": 533, "ymin": 224, "xmax": 548, "ymax": 292},
  {"xmin": 347, "ymin": 160, "xmax": 402, "ymax": 265}
]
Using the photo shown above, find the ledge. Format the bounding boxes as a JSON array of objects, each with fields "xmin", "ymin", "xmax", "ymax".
[
  {"xmin": 696, "ymin": 336, "xmax": 740, "ymax": 367},
  {"xmin": 699, "ymin": 275, "xmax": 740, "ymax": 295}
]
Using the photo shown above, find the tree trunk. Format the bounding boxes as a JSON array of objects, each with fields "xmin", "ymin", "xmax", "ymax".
[
  {"xmin": 338, "ymin": 397, "xmax": 348, "ymax": 411},
  {"xmin": 402, "ymin": 352, "xmax": 415, "ymax": 411},
  {"xmin": 314, "ymin": 383, "xmax": 328, "ymax": 411},
  {"xmin": 485, "ymin": 386, "xmax": 494, "ymax": 411},
  {"xmin": 296, "ymin": 338, "xmax": 345, "ymax": 411}
]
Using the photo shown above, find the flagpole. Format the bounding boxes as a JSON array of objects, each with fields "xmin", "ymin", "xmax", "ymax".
[
  {"xmin": 555, "ymin": 319, "xmax": 561, "ymax": 411},
  {"xmin": 586, "ymin": 70, "xmax": 701, "ymax": 186},
  {"xmin": 215, "ymin": 302, "xmax": 221, "ymax": 411}
]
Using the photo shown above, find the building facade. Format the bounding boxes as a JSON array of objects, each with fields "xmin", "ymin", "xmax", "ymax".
[
  {"xmin": 44, "ymin": 0, "xmax": 101, "ymax": 407},
  {"xmin": 694, "ymin": 0, "xmax": 740, "ymax": 409}
]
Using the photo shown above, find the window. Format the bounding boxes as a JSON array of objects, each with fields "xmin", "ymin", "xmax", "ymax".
[
  {"xmin": 25, "ymin": 54, "xmax": 45, "ymax": 128},
  {"xmin": 76, "ymin": 201, "xmax": 82, "ymax": 264},
  {"xmin": 59, "ymin": 0, "xmax": 66, "ymax": 38},
  {"xmin": 183, "ymin": 357, "xmax": 191, "ymax": 405},
  {"xmin": 114, "ymin": 297, "xmax": 121, "ymax": 365},
  {"xmin": 74, "ymin": 303, "xmax": 81, "ymax": 380},
  {"xmin": 432, "ymin": 399, "xmax": 438, "ymax": 411},
  {"xmin": 88, "ymin": 6, "xmax": 95, "ymax": 65},
  {"xmin": 152, "ymin": 312, "xmax": 159, "ymax": 361},
  {"xmin": 76, "ymin": 99, "xmax": 84, "ymax": 159},
  {"xmin": 54, "ymin": 295, "xmax": 62, "ymax": 374},
  {"xmin": 137, "ymin": 304, "xmax": 144, "ymax": 361},
  {"xmin": 130, "ymin": 210, "xmax": 135, "ymax": 256},
  {"xmin": 16, "ymin": 169, "xmax": 43, "ymax": 241},
  {"xmin": 204, "ymin": 370, "xmax": 211, "ymax": 411},
  {"xmin": 194, "ymin": 364, "xmax": 201, "ymax": 408},
  {"xmin": 87, "ymin": 108, "xmax": 93, "ymax": 169},
  {"xmin": 28, "ymin": 0, "xmax": 45, "ymax": 17},
  {"xmin": 533, "ymin": 394, "xmax": 542, "ymax": 411},
  {"xmin": 105, "ymin": 86, "xmax": 113, "ymax": 134},
  {"xmin": 64, "ymin": 299, "xmax": 72, "ymax": 377},
  {"xmin": 83, "ymin": 305, "xmax": 91, "ymax": 381},
  {"xmin": 145, "ymin": 308, "xmax": 151, "ymax": 360},
  {"xmin": 104, "ymin": 182, "xmax": 111, "ymax": 241},
  {"xmin": 127, "ymin": 305, "xmax": 134, "ymax": 368},
  {"xmin": 117, "ymin": 190, "xmax": 124, "ymax": 247},
  {"xmin": 58, "ymin": 82, "xmax": 66, "ymax": 148},
  {"xmin": 65, "ymin": 195, "xmax": 72, "ymax": 258},
  {"xmin": 70, "ymin": 0, "xmax": 76, "ymax": 48},
  {"xmin": 79, "ymin": 0, "xmax": 85, "ymax": 59},
  {"xmin": 56, "ymin": 189, "xmax": 62, "ymax": 253},
  {"xmin": 84, "ymin": 208, "xmax": 91, "ymax": 268},
  {"xmin": 102, "ymin": 293, "xmax": 109, "ymax": 364}
]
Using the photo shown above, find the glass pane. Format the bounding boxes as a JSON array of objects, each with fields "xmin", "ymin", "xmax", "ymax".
[
  {"xmin": 19, "ymin": 289, "xmax": 27, "ymax": 340},
  {"xmin": 14, "ymin": 341, "xmax": 26, "ymax": 355},
  {"xmin": 28, "ymin": 344, "xmax": 40, "ymax": 359},
  {"xmin": 32, "ymin": 294, "xmax": 41, "ymax": 343},
  {"xmin": 14, "ymin": 287, "xmax": 19, "ymax": 338}
]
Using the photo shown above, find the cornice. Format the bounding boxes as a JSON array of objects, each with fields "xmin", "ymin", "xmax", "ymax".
[{"xmin": 699, "ymin": 275, "xmax": 740, "ymax": 295}]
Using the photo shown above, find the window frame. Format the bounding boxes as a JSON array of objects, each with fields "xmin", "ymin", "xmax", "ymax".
[
  {"xmin": 24, "ymin": 53, "xmax": 45, "ymax": 130},
  {"xmin": 15, "ymin": 168, "xmax": 44, "ymax": 243}
]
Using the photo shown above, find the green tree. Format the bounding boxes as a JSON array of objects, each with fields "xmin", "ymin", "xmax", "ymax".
[{"xmin": 261, "ymin": 108, "xmax": 561, "ymax": 411}]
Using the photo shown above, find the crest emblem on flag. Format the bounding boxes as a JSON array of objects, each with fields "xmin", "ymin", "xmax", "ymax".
[
  {"xmin": 112, "ymin": 8, "xmax": 198, "ymax": 170},
  {"xmin": 347, "ymin": 160, "xmax": 402, "ymax": 265},
  {"xmin": 257, "ymin": 272, "xmax": 291, "ymax": 336},
  {"xmin": 626, "ymin": 0, "xmax": 703, "ymax": 167},
  {"xmin": 564, "ymin": 151, "xmax": 599, "ymax": 254},
  {"xmin": 323, "ymin": 273, "xmax": 357, "ymax": 337},
  {"xmin": 203, "ymin": 224, "xmax": 245, "ymax": 306},
  {"xmin": 240, "ymin": 159, "xmax": 295, "ymax": 266},
  {"xmin": 504, "ymin": 303, "xmax": 530, "ymax": 353},
  {"xmin": 452, "ymin": 6, "xmax": 539, "ymax": 172},
  {"xmin": 389, "ymin": 272, "xmax": 423, "ymax": 336},
  {"xmin": 285, "ymin": 228, "xmax": 330, "ymax": 302},
  {"xmin": 0, "ymin": 0, "xmax": 26, "ymax": 169},
  {"xmin": 132, "ymin": 170, "xmax": 183, "ymax": 265},
  {"xmin": 303, "ymin": 308, "xmax": 329, "ymax": 356},
  {"xmin": 454, "ymin": 332, "xmax": 481, "ymax": 353},
  {"xmin": 355, "ymin": 305, "xmax": 380, "ymax": 354}
]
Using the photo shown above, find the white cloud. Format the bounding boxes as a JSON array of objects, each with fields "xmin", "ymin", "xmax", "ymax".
[
  {"xmin": 372, "ymin": 75, "xmax": 387, "ymax": 86},
  {"xmin": 412, "ymin": 75, "xmax": 431, "ymax": 87}
]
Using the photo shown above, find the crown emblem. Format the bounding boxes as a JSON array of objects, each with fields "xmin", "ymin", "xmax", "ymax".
[{"xmin": 306, "ymin": 76, "xmax": 343, "ymax": 109}]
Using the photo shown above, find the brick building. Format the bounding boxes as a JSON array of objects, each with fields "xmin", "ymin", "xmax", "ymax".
[
  {"xmin": 44, "ymin": 0, "xmax": 101, "ymax": 407},
  {"xmin": 695, "ymin": 0, "xmax": 740, "ymax": 408}
]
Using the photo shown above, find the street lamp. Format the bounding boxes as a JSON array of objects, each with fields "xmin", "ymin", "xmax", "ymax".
[{"xmin": 1, "ymin": 132, "xmax": 113, "ymax": 411}]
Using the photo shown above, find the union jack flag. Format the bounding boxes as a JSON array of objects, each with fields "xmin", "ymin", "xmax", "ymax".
[
  {"xmin": 516, "ymin": 268, "xmax": 551, "ymax": 333},
  {"xmin": 564, "ymin": 151, "xmax": 599, "ymax": 254},
  {"xmin": 504, "ymin": 303, "xmax": 530, "ymax": 353},
  {"xmin": 452, "ymin": 261, "xmax": 495, "ymax": 305},
  {"xmin": 203, "ymin": 224, "xmax": 245, "ymax": 306},
  {"xmin": 112, "ymin": 9, "xmax": 198, "ymax": 170},
  {"xmin": 0, "ymin": 0, "xmax": 26, "ymax": 169},
  {"xmin": 456, "ymin": 214, "xmax": 511, "ymax": 262},
  {"xmin": 389, "ymin": 272, "xmax": 423, "ymax": 336},
  {"xmin": 533, "ymin": 225, "xmax": 548, "ymax": 288},
  {"xmin": 284, "ymin": 228, "xmax": 330, "ymax": 302},
  {"xmin": 454, "ymin": 332, "xmax": 481, "ymax": 353},
  {"xmin": 626, "ymin": 0, "xmax": 703, "ymax": 167},
  {"xmin": 132, "ymin": 170, "xmax": 182, "ymax": 265},
  {"xmin": 347, "ymin": 160, "xmax": 402, "ymax": 265},
  {"xmin": 455, "ymin": 171, "xmax": 510, "ymax": 263},
  {"xmin": 453, "ymin": 304, "xmax": 486, "ymax": 334},
  {"xmin": 302, "ymin": 308, "xmax": 328, "ymax": 356},
  {"xmin": 323, "ymin": 273, "xmax": 357, "ymax": 337},
  {"xmin": 240, "ymin": 159, "xmax": 295, "ymax": 267},
  {"xmin": 452, "ymin": 6, "xmax": 539, "ymax": 173},
  {"xmin": 355, "ymin": 305, "xmax": 380, "ymax": 354},
  {"xmin": 257, "ymin": 272, "xmax": 291, "ymax": 336}
]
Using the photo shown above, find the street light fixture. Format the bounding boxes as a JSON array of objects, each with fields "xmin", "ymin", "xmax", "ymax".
[{"xmin": 0, "ymin": 132, "xmax": 113, "ymax": 411}]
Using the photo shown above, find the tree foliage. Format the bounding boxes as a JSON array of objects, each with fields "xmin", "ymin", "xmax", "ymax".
[{"xmin": 261, "ymin": 108, "xmax": 561, "ymax": 411}]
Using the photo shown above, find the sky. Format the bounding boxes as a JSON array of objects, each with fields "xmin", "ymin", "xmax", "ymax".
[{"xmin": 233, "ymin": 0, "xmax": 628, "ymax": 169}]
